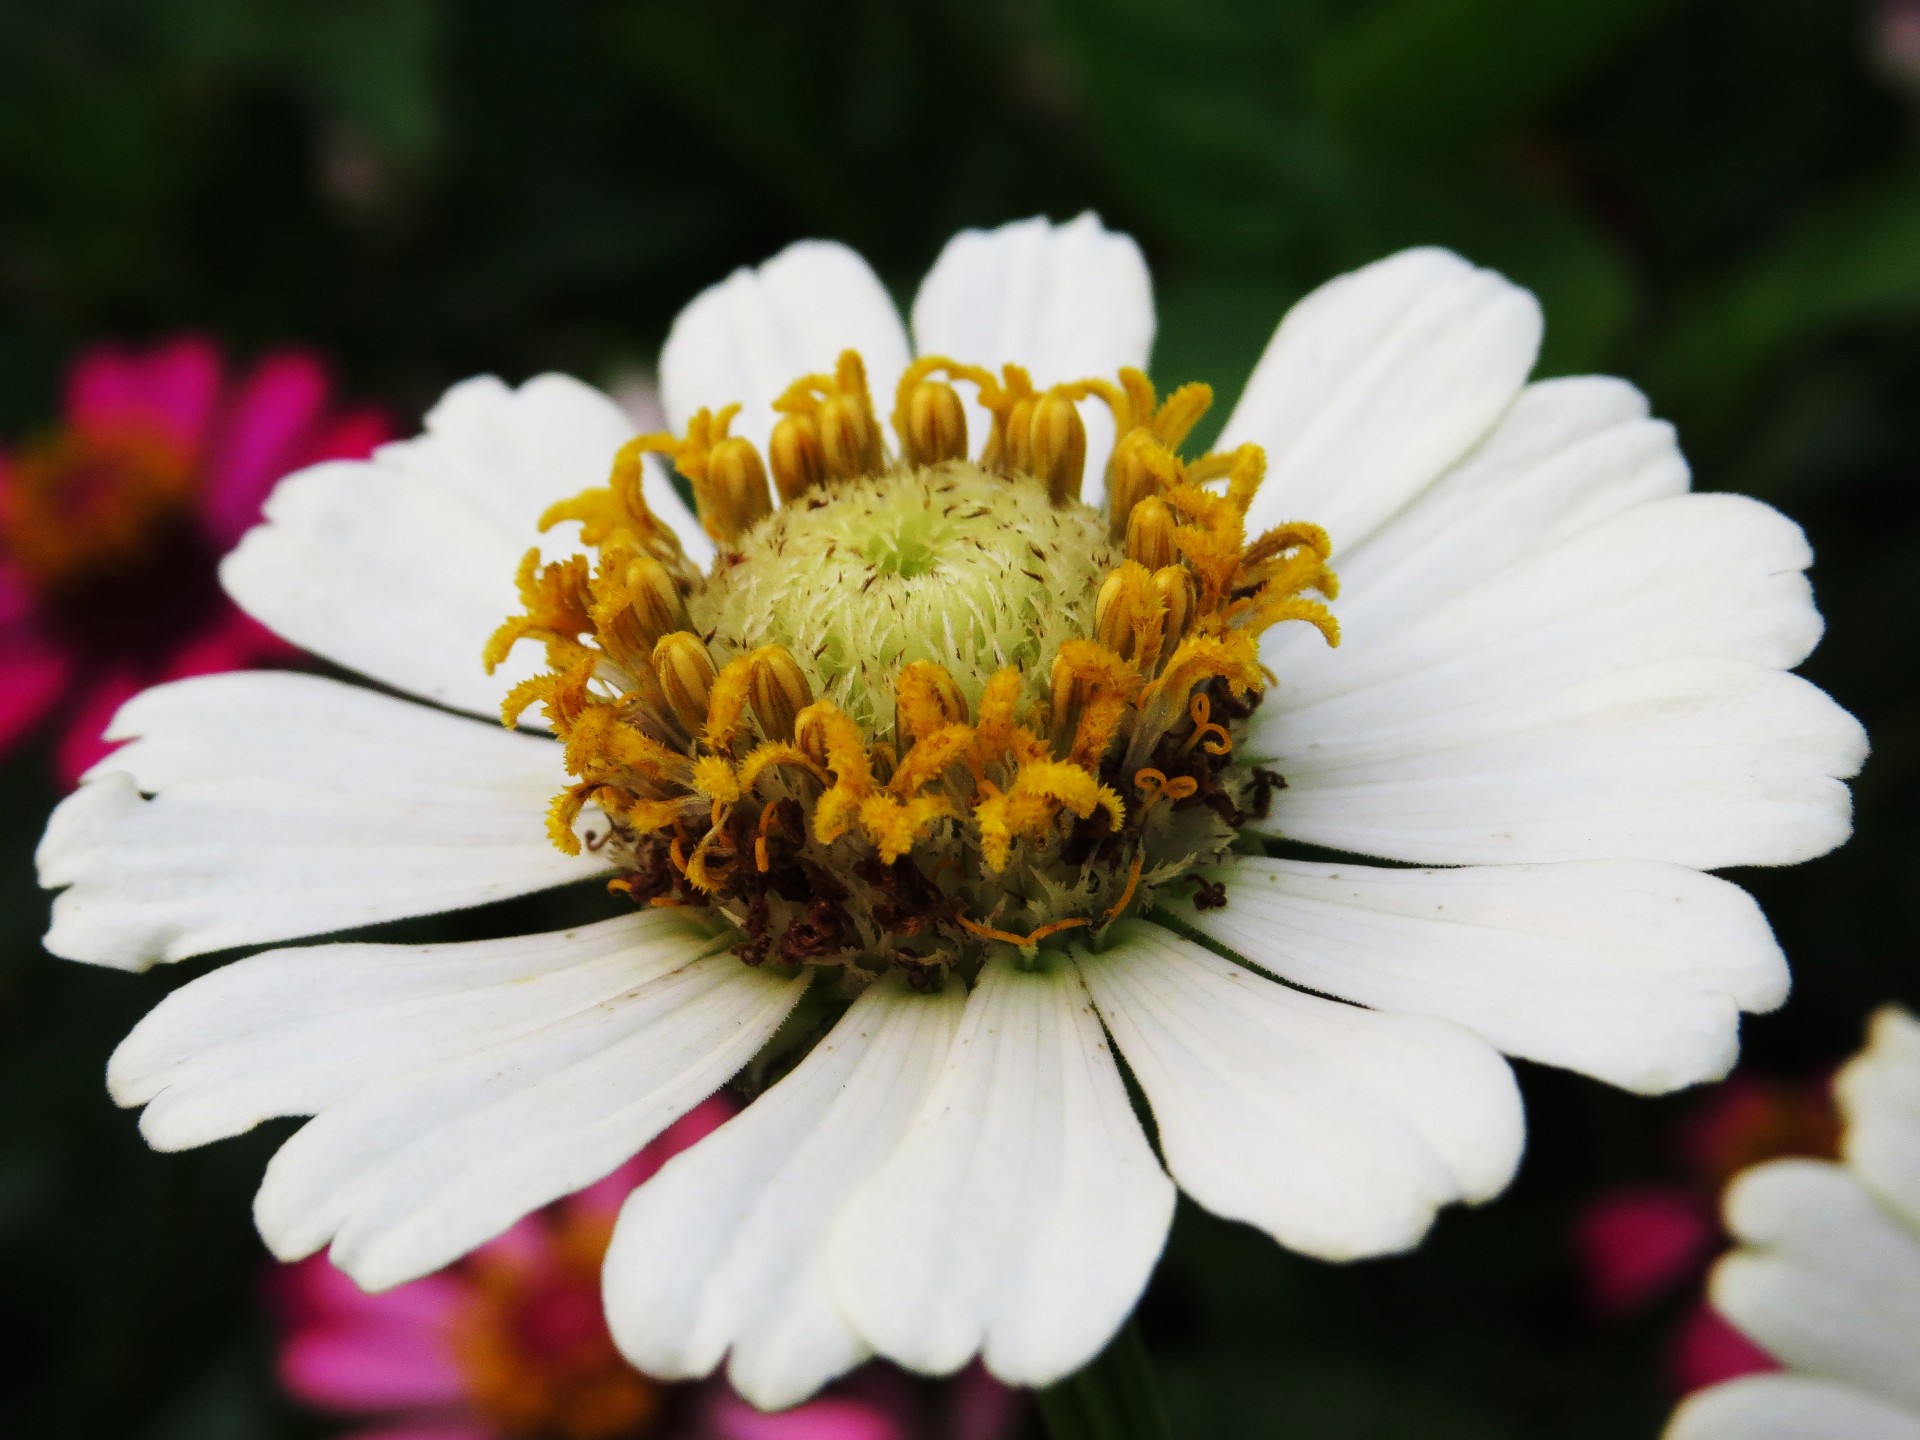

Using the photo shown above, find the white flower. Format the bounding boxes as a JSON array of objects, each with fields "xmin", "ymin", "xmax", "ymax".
[
  {"xmin": 1667, "ymin": 1009, "xmax": 1920, "ymax": 1440},
  {"xmin": 38, "ymin": 213, "xmax": 1865, "ymax": 1410}
]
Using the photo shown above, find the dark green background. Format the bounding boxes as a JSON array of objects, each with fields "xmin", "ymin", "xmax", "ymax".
[{"xmin": 3, "ymin": 2, "xmax": 1917, "ymax": 1436}]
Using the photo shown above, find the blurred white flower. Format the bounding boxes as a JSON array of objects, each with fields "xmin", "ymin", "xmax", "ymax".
[{"xmin": 1667, "ymin": 1008, "xmax": 1920, "ymax": 1440}]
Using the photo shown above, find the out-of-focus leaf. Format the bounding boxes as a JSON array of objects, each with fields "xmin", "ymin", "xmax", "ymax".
[
  {"xmin": 156, "ymin": 0, "xmax": 445, "ymax": 165},
  {"xmin": 1306, "ymin": 0, "xmax": 1683, "ymax": 152},
  {"xmin": 1647, "ymin": 165, "xmax": 1920, "ymax": 429}
]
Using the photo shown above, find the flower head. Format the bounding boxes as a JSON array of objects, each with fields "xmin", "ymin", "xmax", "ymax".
[
  {"xmin": 1666, "ymin": 1008, "xmax": 1920, "ymax": 1440},
  {"xmin": 1574, "ymin": 1071, "xmax": 1838, "ymax": 1391},
  {"xmin": 0, "ymin": 336, "xmax": 389, "ymax": 780},
  {"xmin": 40, "ymin": 215, "xmax": 1866, "ymax": 1406}
]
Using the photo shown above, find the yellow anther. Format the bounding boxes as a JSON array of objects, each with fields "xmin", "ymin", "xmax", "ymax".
[
  {"xmin": 1152, "ymin": 565, "xmax": 1196, "ymax": 649},
  {"xmin": 999, "ymin": 393, "xmax": 1036, "ymax": 476},
  {"xmin": 747, "ymin": 645, "xmax": 812, "ymax": 742},
  {"xmin": 1028, "ymin": 392, "xmax": 1088, "ymax": 505},
  {"xmin": 818, "ymin": 394, "xmax": 875, "ymax": 482},
  {"xmin": 653, "ymin": 631, "xmax": 717, "ymax": 736},
  {"xmin": 901, "ymin": 380, "xmax": 969, "ymax": 466},
  {"xmin": 895, "ymin": 660, "xmax": 969, "ymax": 744},
  {"xmin": 769, "ymin": 414, "xmax": 826, "ymax": 501},
  {"xmin": 700, "ymin": 437, "xmax": 772, "ymax": 542},
  {"xmin": 1107, "ymin": 431, "xmax": 1186, "ymax": 543},
  {"xmin": 1125, "ymin": 495, "xmax": 1178, "ymax": 571},
  {"xmin": 624, "ymin": 556, "xmax": 687, "ymax": 648},
  {"xmin": 1094, "ymin": 562, "xmax": 1163, "ymax": 667}
]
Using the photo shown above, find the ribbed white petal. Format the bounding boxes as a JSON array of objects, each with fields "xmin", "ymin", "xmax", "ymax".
[
  {"xmin": 1166, "ymin": 856, "xmax": 1785, "ymax": 1093},
  {"xmin": 1711, "ymin": 1159, "xmax": 1920, "ymax": 1415},
  {"xmin": 1261, "ymin": 376, "xmax": 1692, "ymax": 695},
  {"xmin": 1839, "ymin": 1008, "xmax": 1920, "ymax": 1232},
  {"xmin": 1079, "ymin": 922, "xmax": 1521, "ymax": 1260},
  {"xmin": 1667, "ymin": 1374, "xmax": 1920, "ymax": 1440},
  {"xmin": 38, "ymin": 673, "xmax": 598, "ymax": 968},
  {"xmin": 254, "ymin": 949, "xmax": 806, "ymax": 1291},
  {"xmin": 1256, "ymin": 657, "xmax": 1863, "ymax": 869},
  {"xmin": 910, "ymin": 213, "xmax": 1153, "ymax": 507},
  {"xmin": 222, "ymin": 374, "xmax": 708, "ymax": 719},
  {"xmin": 829, "ymin": 954, "xmax": 1175, "ymax": 1386},
  {"xmin": 1223, "ymin": 248, "xmax": 1541, "ymax": 557},
  {"xmin": 605, "ymin": 973, "xmax": 963, "ymax": 1410},
  {"xmin": 108, "ymin": 911, "xmax": 718, "ymax": 1151},
  {"xmin": 1261, "ymin": 492, "xmax": 1826, "ymax": 721},
  {"xmin": 659, "ymin": 241, "xmax": 911, "ymax": 484}
]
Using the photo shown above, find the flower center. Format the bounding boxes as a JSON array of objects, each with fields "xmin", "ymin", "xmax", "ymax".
[
  {"xmin": 689, "ymin": 463, "xmax": 1115, "ymax": 733},
  {"xmin": 0, "ymin": 426, "xmax": 198, "ymax": 592},
  {"xmin": 489, "ymin": 351, "xmax": 1339, "ymax": 985},
  {"xmin": 451, "ymin": 1212, "xmax": 663, "ymax": 1439}
]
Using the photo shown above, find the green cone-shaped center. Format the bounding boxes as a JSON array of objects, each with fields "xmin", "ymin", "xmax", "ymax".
[{"xmin": 689, "ymin": 462, "xmax": 1116, "ymax": 734}]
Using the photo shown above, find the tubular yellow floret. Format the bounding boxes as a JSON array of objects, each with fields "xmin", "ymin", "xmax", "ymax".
[{"xmin": 654, "ymin": 632, "xmax": 717, "ymax": 736}]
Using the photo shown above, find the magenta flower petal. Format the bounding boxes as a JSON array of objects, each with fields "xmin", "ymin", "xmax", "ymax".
[
  {"xmin": 0, "ymin": 614, "xmax": 73, "ymax": 756},
  {"xmin": 53, "ymin": 666, "xmax": 140, "ymax": 787},
  {"xmin": 1572, "ymin": 1185, "xmax": 1716, "ymax": 1319},
  {"xmin": 702, "ymin": 1390, "xmax": 907, "ymax": 1440},
  {"xmin": 67, "ymin": 337, "xmax": 222, "ymax": 457},
  {"xmin": 337, "ymin": 1422, "xmax": 494, "ymax": 1440},
  {"xmin": 279, "ymin": 1316, "xmax": 469, "ymax": 1413},
  {"xmin": 281, "ymin": 1255, "xmax": 470, "ymax": 1333},
  {"xmin": 567, "ymin": 1093, "xmax": 738, "ymax": 1222},
  {"xmin": 1669, "ymin": 1300, "xmax": 1778, "ymax": 1395},
  {"xmin": 298, "ymin": 403, "xmax": 395, "ymax": 467},
  {"xmin": 160, "ymin": 601, "xmax": 300, "ymax": 681},
  {"xmin": 199, "ymin": 351, "xmax": 333, "ymax": 550}
]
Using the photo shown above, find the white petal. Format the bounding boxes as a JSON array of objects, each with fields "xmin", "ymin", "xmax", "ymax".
[
  {"xmin": 1261, "ymin": 375, "xmax": 1690, "ymax": 689},
  {"xmin": 1262, "ymin": 492, "xmax": 1826, "ymax": 717},
  {"xmin": 1166, "ymin": 855, "xmax": 1786, "ymax": 1093},
  {"xmin": 605, "ymin": 972, "xmax": 963, "ymax": 1410},
  {"xmin": 910, "ymin": 213, "xmax": 1154, "ymax": 506},
  {"xmin": 38, "ymin": 672, "xmax": 598, "ymax": 968},
  {"xmin": 1667, "ymin": 1374, "xmax": 1920, "ymax": 1440},
  {"xmin": 253, "ymin": 950, "xmax": 806, "ymax": 1290},
  {"xmin": 1839, "ymin": 1008, "xmax": 1920, "ymax": 1232},
  {"xmin": 221, "ymin": 374, "xmax": 709, "ymax": 721},
  {"xmin": 1222, "ymin": 247, "xmax": 1541, "ymax": 557},
  {"xmin": 829, "ymin": 954, "xmax": 1174, "ymax": 1386},
  {"xmin": 108, "ymin": 910, "xmax": 718, "ymax": 1151},
  {"xmin": 1711, "ymin": 1159, "xmax": 1920, "ymax": 1415},
  {"xmin": 1078, "ymin": 922, "xmax": 1521, "ymax": 1261},
  {"xmin": 1255, "ymin": 656, "xmax": 1864, "ymax": 869},
  {"xmin": 659, "ymin": 241, "xmax": 911, "ymax": 482}
]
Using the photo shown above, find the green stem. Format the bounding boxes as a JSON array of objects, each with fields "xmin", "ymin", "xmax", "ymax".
[{"xmin": 1036, "ymin": 1316, "xmax": 1177, "ymax": 1440}]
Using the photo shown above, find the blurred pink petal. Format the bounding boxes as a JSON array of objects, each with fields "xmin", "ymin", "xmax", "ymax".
[
  {"xmin": 280, "ymin": 1318, "xmax": 468, "ymax": 1412},
  {"xmin": 1572, "ymin": 1186, "xmax": 1715, "ymax": 1318},
  {"xmin": 280, "ymin": 1255, "xmax": 468, "ymax": 1333},
  {"xmin": 703, "ymin": 1390, "xmax": 907, "ymax": 1440},
  {"xmin": 53, "ymin": 666, "xmax": 140, "ymax": 785},
  {"xmin": 338, "ymin": 1423, "xmax": 494, "ymax": 1440},
  {"xmin": 199, "ymin": 351, "xmax": 332, "ymax": 549},
  {"xmin": 950, "ymin": 1363, "xmax": 1024, "ymax": 1440},
  {"xmin": 160, "ymin": 602, "xmax": 299, "ymax": 680},
  {"xmin": 1670, "ymin": 1301, "xmax": 1778, "ymax": 1395},
  {"xmin": 299, "ymin": 403, "xmax": 395, "ymax": 466},
  {"xmin": 0, "ymin": 619, "xmax": 73, "ymax": 756},
  {"xmin": 567, "ymin": 1093, "xmax": 739, "ymax": 1222},
  {"xmin": 67, "ymin": 337, "xmax": 221, "ymax": 456}
]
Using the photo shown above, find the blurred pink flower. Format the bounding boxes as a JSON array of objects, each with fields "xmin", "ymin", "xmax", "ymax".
[
  {"xmin": 0, "ymin": 335, "xmax": 391, "ymax": 782},
  {"xmin": 1571, "ymin": 1071, "xmax": 1839, "ymax": 1395},
  {"xmin": 273, "ymin": 1096, "xmax": 1021, "ymax": 1440}
]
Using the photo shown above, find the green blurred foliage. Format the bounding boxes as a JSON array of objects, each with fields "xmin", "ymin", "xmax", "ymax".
[{"xmin": 3, "ymin": 0, "xmax": 1918, "ymax": 1436}]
